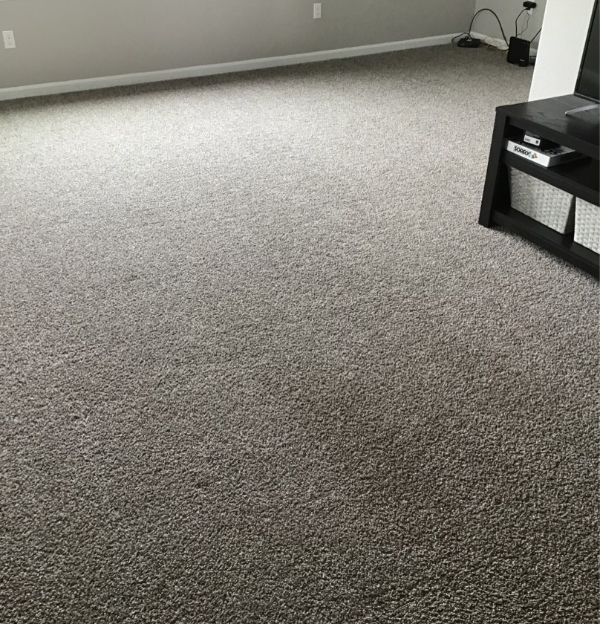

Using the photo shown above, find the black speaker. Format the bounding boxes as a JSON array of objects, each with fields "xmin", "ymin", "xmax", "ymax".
[{"xmin": 507, "ymin": 37, "xmax": 531, "ymax": 67}]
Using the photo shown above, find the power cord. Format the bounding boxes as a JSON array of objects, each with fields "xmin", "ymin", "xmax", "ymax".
[
  {"xmin": 518, "ymin": 14, "xmax": 531, "ymax": 37},
  {"xmin": 515, "ymin": 8, "xmax": 531, "ymax": 37},
  {"xmin": 515, "ymin": 9, "xmax": 527, "ymax": 36}
]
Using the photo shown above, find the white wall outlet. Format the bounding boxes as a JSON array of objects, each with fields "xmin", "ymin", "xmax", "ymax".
[
  {"xmin": 2, "ymin": 30, "xmax": 16, "ymax": 49},
  {"xmin": 313, "ymin": 3, "xmax": 322, "ymax": 19}
]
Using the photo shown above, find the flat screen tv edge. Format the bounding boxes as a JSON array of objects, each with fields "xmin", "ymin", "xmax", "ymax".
[
  {"xmin": 566, "ymin": 0, "xmax": 600, "ymax": 115},
  {"xmin": 565, "ymin": 0, "xmax": 600, "ymax": 115}
]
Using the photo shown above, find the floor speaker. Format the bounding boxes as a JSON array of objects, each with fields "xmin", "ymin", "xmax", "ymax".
[{"xmin": 507, "ymin": 37, "xmax": 531, "ymax": 67}]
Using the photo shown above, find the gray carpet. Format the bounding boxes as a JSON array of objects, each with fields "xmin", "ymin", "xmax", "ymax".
[{"xmin": 1, "ymin": 45, "xmax": 598, "ymax": 623}]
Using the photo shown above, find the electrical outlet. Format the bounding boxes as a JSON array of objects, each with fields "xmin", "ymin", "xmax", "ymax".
[
  {"xmin": 313, "ymin": 3, "xmax": 322, "ymax": 19},
  {"xmin": 2, "ymin": 30, "xmax": 16, "ymax": 49}
]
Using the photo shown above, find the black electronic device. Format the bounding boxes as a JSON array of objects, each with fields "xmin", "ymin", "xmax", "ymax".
[
  {"xmin": 457, "ymin": 36, "xmax": 481, "ymax": 48},
  {"xmin": 523, "ymin": 132, "xmax": 558, "ymax": 151},
  {"xmin": 507, "ymin": 36, "xmax": 531, "ymax": 66}
]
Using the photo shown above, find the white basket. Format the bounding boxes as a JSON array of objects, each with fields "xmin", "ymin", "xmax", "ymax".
[
  {"xmin": 509, "ymin": 168, "xmax": 575, "ymax": 234},
  {"xmin": 574, "ymin": 198, "xmax": 600, "ymax": 253}
]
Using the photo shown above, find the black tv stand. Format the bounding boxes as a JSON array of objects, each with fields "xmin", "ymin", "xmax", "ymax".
[{"xmin": 479, "ymin": 94, "xmax": 599, "ymax": 278}]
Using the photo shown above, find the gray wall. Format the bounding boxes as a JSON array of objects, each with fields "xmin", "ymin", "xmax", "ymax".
[
  {"xmin": 0, "ymin": 0, "xmax": 475, "ymax": 89},
  {"xmin": 473, "ymin": 0, "xmax": 546, "ymax": 47}
]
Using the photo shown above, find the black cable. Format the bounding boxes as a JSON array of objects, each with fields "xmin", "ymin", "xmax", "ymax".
[
  {"xmin": 452, "ymin": 31, "xmax": 471, "ymax": 43},
  {"xmin": 465, "ymin": 8, "xmax": 510, "ymax": 46},
  {"xmin": 515, "ymin": 9, "xmax": 527, "ymax": 37},
  {"xmin": 531, "ymin": 28, "xmax": 542, "ymax": 42}
]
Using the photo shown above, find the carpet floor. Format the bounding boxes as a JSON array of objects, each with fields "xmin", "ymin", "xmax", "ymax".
[{"xmin": 1, "ymin": 46, "xmax": 598, "ymax": 624}]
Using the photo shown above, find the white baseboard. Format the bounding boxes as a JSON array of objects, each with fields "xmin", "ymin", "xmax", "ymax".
[{"xmin": 0, "ymin": 33, "xmax": 459, "ymax": 102}]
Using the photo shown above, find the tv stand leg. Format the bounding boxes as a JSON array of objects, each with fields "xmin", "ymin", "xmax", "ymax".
[{"xmin": 479, "ymin": 112, "xmax": 509, "ymax": 227}]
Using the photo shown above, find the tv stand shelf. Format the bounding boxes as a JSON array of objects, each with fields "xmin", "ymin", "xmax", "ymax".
[
  {"xmin": 502, "ymin": 154, "xmax": 599, "ymax": 206},
  {"xmin": 479, "ymin": 94, "xmax": 599, "ymax": 278}
]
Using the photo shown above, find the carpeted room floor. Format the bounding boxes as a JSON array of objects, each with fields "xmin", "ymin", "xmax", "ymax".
[{"xmin": 1, "ymin": 44, "xmax": 598, "ymax": 623}]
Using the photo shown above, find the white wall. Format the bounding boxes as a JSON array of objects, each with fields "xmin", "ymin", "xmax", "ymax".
[
  {"xmin": 473, "ymin": 0, "xmax": 546, "ymax": 48},
  {"xmin": 529, "ymin": 0, "xmax": 595, "ymax": 100},
  {"xmin": 0, "ymin": 0, "xmax": 476, "ymax": 89}
]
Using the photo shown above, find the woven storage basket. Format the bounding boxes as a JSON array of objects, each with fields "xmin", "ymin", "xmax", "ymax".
[
  {"xmin": 509, "ymin": 168, "xmax": 575, "ymax": 234},
  {"xmin": 574, "ymin": 198, "xmax": 600, "ymax": 253}
]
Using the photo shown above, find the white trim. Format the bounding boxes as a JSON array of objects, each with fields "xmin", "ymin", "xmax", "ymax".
[{"xmin": 0, "ymin": 33, "xmax": 458, "ymax": 101}]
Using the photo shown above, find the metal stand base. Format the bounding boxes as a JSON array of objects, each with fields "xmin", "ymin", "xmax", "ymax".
[{"xmin": 565, "ymin": 103, "xmax": 599, "ymax": 116}]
